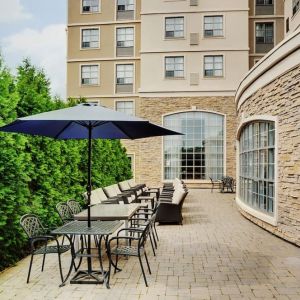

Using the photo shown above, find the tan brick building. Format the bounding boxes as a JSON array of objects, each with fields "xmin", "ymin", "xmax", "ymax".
[{"xmin": 67, "ymin": 0, "xmax": 284, "ymax": 188}]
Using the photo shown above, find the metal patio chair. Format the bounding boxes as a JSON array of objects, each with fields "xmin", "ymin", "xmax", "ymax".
[
  {"xmin": 67, "ymin": 199, "xmax": 82, "ymax": 215},
  {"xmin": 20, "ymin": 214, "xmax": 71, "ymax": 284}
]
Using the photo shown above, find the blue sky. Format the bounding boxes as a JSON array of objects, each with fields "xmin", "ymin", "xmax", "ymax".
[{"xmin": 0, "ymin": 0, "xmax": 67, "ymax": 98}]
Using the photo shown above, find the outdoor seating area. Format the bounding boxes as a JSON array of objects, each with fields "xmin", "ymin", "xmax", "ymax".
[{"xmin": 1, "ymin": 189, "xmax": 300, "ymax": 299}]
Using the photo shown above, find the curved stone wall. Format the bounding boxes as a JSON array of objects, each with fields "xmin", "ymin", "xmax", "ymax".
[{"xmin": 235, "ymin": 29, "xmax": 300, "ymax": 246}]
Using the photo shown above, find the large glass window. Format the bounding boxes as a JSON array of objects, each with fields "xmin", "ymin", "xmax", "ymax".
[
  {"xmin": 116, "ymin": 64, "xmax": 133, "ymax": 84},
  {"xmin": 239, "ymin": 122, "xmax": 275, "ymax": 215},
  {"xmin": 81, "ymin": 65, "xmax": 99, "ymax": 85},
  {"xmin": 256, "ymin": 0, "xmax": 273, "ymax": 5},
  {"xmin": 165, "ymin": 17, "xmax": 184, "ymax": 38},
  {"xmin": 204, "ymin": 16, "xmax": 223, "ymax": 37},
  {"xmin": 164, "ymin": 112, "xmax": 224, "ymax": 180},
  {"xmin": 81, "ymin": 28, "xmax": 99, "ymax": 48}
]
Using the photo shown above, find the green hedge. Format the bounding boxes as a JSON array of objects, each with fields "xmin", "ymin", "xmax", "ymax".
[{"xmin": 0, "ymin": 58, "xmax": 132, "ymax": 270}]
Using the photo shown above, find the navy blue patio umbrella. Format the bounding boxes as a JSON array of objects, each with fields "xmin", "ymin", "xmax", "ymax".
[{"xmin": 0, "ymin": 103, "xmax": 182, "ymax": 284}]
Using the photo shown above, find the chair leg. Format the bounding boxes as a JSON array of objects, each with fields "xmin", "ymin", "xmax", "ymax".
[
  {"xmin": 138, "ymin": 254, "xmax": 148, "ymax": 287},
  {"xmin": 27, "ymin": 254, "xmax": 34, "ymax": 283},
  {"xmin": 149, "ymin": 233, "xmax": 156, "ymax": 256},
  {"xmin": 144, "ymin": 252, "xmax": 151, "ymax": 274},
  {"xmin": 57, "ymin": 252, "xmax": 64, "ymax": 284},
  {"xmin": 114, "ymin": 254, "xmax": 119, "ymax": 274},
  {"xmin": 153, "ymin": 223, "xmax": 159, "ymax": 241},
  {"xmin": 41, "ymin": 253, "xmax": 46, "ymax": 272},
  {"xmin": 151, "ymin": 228, "xmax": 157, "ymax": 249}
]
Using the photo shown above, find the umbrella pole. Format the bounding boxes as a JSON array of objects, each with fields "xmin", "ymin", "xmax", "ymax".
[{"xmin": 87, "ymin": 124, "xmax": 92, "ymax": 272}]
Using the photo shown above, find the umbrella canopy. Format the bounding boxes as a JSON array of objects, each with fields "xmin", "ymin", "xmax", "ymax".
[{"xmin": 0, "ymin": 104, "xmax": 179, "ymax": 139}]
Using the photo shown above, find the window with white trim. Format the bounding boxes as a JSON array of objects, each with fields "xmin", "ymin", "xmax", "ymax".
[
  {"xmin": 204, "ymin": 16, "xmax": 223, "ymax": 37},
  {"xmin": 82, "ymin": 0, "xmax": 100, "ymax": 13},
  {"xmin": 239, "ymin": 121, "xmax": 275, "ymax": 215},
  {"xmin": 116, "ymin": 101, "xmax": 134, "ymax": 115},
  {"xmin": 116, "ymin": 64, "xmax": 133, "ymax": 84},
  {"xmin": 165, "ymin": 56, "xmax": 184, "ymax": 78},
  {"xmin": 204, "ymin": 56, "xmax": 223, "ymax": 77},
  {"xmin": 127, "ymin": 154, "xmax": 135, "ymax": 176},
  {"xmin": 116, "ymin": 27, "xmax": 134, "ymax": 47},
  {"xmin": 256, "ymin": 0, "xmax": 273, "ymax": 5},
  {"xmin": 165, "ymin": 17, "xmax": 184, "ymax": 38},
  {"xmin": 117, "ymin": 0, "xmax": 134, "ymax": 11},
  {"xmin": 81, "ymin": 65, "xmax": 99, "ymax": 85},
  {"xmin": 81, "ymin": 28, "xmax": 99, "ymax": 49}
]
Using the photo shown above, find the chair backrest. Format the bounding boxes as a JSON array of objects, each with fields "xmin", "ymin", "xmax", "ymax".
[
  {"xmin": 127, "ymin": 179, "xmax": 136, "ymax": 188},
  {"xmin": 67, "ymin": 200, "xmax": 82, "ymax": 215},
  {"xmin": 20, "ymin": 214, "xmax": 46, "ymax": 239},
  {"xmin": 94, "ymin": 188, "xmax": 109, "ymax": 202},
  {"xmin": 56, "ymin": 202, "xmax": 73, "ymax": 224},
  {"xmin": 138, "ymin": 222, "xmax": 151, "ymax": 249},
  {"xmin": 119, "ymin": 180, "xmax": 131, "ymax": 192},
  {"xmin": 104, "ymin": 185, "xmax": 118, "ymax": 198},
  {"xmin": 112, "ymin": 184, "xmax": 122, "ymax": 195}
]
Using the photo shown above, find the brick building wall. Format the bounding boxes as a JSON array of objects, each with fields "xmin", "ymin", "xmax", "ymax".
[{"xmin": 237, "ymin": 64, "xmax": 300, "ymax": 246}]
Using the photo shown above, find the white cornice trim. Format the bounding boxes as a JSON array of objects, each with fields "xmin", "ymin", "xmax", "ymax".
[
  {"xmin": 68, "ymin": 20, "xmax": 141, "ymax": 27},
  {"xmin": 68, "ymin": 57, "xmax": 140, "ymax": 62},
  {"xmin": 235, "ymin": 28, "xmax": 300, "ymax": 110},
  {"xmin": 140, "ymin": 49, "xmax": 249, "ymax": 54},
  {"xmin": 141, "ymin": 9, "xmax": 249, "ymax": 16}
]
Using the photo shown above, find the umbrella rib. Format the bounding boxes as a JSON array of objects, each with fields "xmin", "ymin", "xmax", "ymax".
[
  {"xmin": 112, "ymin": 122, "xmax": 134, "ymax": 139},
  {"xmin": 54, "ymin": 121, "xmax": 73, "ymax": 139}
]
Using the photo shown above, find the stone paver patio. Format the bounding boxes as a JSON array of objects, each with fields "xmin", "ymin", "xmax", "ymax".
[{"xmin": 0, "ymin": 189, "xmax": 300, "ymax": 300}]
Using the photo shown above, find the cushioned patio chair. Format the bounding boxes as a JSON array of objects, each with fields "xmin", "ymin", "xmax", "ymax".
[{"xmin": 20, "ymin": 214, "xmax": 71, "ymax": 284}]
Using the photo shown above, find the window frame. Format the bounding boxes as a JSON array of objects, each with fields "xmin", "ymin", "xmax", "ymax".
[
  {"xmin": 81, "ymin": 0, "xmax": 101, "ymax": 14},
  {"xmin": 255, "ymin": 22, "xmax": 274, "ymax": 44},
  {"xmin": 117, "ymin": 0, "xmax": 134, "ymax": 12},
  {"xmin": 115, "ymin": 100, "xmax": 135, "ymax": 116},
  {"xmin": 203, "ymin": 55, "xmax": 224, "ymax": 78},
  {"xmin": 116, "ymin": 27, "xmax": 134, "ymax": 48},
  {"xmin": 80, "ymin": 27, "xmax": 100, "ymax": 50},
  {"xmin": 165, "ymin": 16, "xmax": 185, "ymax": 39},
  {"xmin": 203, "ymin": 15, "xmax": 224, "ymax": 38},
  {"xmin": 256, "ymin": 0, "xmax": 273, "ymax": 6},
  {"xmin": 164, "ymin": 56, "xmax": 185, "ymax": 79},
  {"xmin": 80, "ymin": 64, "xmax": 100, "ymax": 86},
  {"xmin": 116, "ymin": 64, "xmax": 134, "ymax": 85}
]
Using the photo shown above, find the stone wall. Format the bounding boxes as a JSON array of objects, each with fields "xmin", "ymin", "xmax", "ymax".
[
  {"xmin": 123, "ymin": 96, "xmax": 237, "ymax": 187},
  {"xmin": 237, "ymin": 64, "xmax": 300, "ymax": 246}
]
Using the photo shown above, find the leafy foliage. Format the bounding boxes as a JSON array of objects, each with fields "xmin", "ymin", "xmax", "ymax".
[{"xmin": 0, "ymin": 58, "xmax": 132, "ymax": 270}]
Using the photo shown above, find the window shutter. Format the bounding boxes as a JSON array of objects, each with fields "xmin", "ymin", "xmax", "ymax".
[
  {"xmin": 190, "ymin": 0, "xmax": 198, "ymax": 6},
  {"xmin": 190, "ymin": 33, "xmax": 199, "ymax": 45},
  {"xmin": 190, "ymin": 73, "xmax": 199, "ymax": 85}
]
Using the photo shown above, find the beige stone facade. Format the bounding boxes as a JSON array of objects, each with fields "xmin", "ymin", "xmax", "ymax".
[{"xmin": 235, "ymin": 29, "xmax": 300, "ymax": 246}]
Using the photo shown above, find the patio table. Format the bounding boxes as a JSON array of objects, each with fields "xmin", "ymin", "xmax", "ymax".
[{"xmin": 51, "ymin": 220, "xmax": 122, "ymax": 288}]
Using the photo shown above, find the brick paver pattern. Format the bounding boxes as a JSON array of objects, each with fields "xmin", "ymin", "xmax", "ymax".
[{"xmin": 0, "ymin": 189, "xmax": 300, "ymax": 300}]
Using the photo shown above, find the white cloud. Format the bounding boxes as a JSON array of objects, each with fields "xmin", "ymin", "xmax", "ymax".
[
  {"xmin": 2, "ymin": 24, "xmax": 67, "ymax": 98},
  {"xmin": 0, "ymin": 0, "xmax": 32, "ymax": 23}
]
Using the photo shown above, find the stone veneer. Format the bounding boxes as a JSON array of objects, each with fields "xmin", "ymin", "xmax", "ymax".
[
  {"xmin": 237, "ymin": 64, "xmax": 300, "ymax": 246},
  {"xmin": 123, "ymin": 96, "xmax": 237, "ymax": 188}
]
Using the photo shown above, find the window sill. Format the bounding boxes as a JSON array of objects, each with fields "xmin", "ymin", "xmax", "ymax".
[
  {"xmin": 164, "ymin": 37, "xmax": 185, "ymax": 41},
  {"xmin": 81, "ymin": 84, "xmax": 100, "ymax": 87},
  {"xmin": 80, "ymin": 11, "xmax": 102, "ymax": 15},
  {"xmin": 203, "ymin": 35, "xmax": 225, "ymax": 39},
  {"xmin": 164, "ymin": 77, "xmax": 185, "ymax": 80},
  {"xmin": 80, "ymin": 47, "xmax": 101, "ymax": 51},
  {"xmin": 203, "ymin": 76, "xmax": 224, "ymax": 80}
]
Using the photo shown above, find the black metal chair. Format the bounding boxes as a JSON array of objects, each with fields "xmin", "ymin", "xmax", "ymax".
[
  {"xmin": 56, "ymin": 202, "xmax": 73, "ymax": 224},
  {"xmin": 67, "ymin": 199, "xmax": 82, "ymax": 214},
  {"xmin": 20, "ymin": 214, "xmax": 71, "ymax": 284},
  {"xmin": 107, "ymin": 223, "xmax": 152, "ymax": 287},
  {"xmin": 209, "ymin": 177, "xmax": 222, "ymax": 193},
  {"xmin": 220, "ymin": 176, "xmax": 235, "ymax": 193}
]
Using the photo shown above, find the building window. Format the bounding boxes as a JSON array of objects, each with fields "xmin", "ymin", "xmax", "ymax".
[
  {"xmin": 204, "ymin": 55, "xmax": 223, "ymax": 77},
  {"xmin": 116, "ymin": 27, "xmax": 134, "ymax": 47},
  {"xmin": 116, "ymin": 101, "xmax": 134, "ymax": 115},
  {"xmin": 117, "ymin": 0, "xmax": 134, "ymax": 12},
  {"xmin": 204, "ymin": 16, "xmax": 223, "ymax": 37},
  {"xmin": 286, "ymin": 18, "xmax": 290, "ymax": 33},
  {"xmin": 82, "ymin": 0, "xmax": 100, "ymax": 13},
  {"xmin": 116, "ymin": 64, "xmax": 133, "ymax": 84},
  {"xmin": 81, "ymin": 28, "xmax": 99, "ymax": 49},
  {"xmin": 256, "ymin": 0, "xmax": 273, "ymax": 5},
  {"xmin": 256, "ymin": 23, "xmax": 274, "ymax": 44},
  {"xmin": 293, "ymin": 0, "xmax": 300, "ymax": 15},
  {"xmin": 164, "ymin": 111, "xmax": 224, "ymax": 180},
  {"xmin": 81, "ymin": 65, "xmax": 99, "ymax": 85},
  {"xmin": 165, "ymin": 17, "xmax": 184, "ymax": 38},
  {"xmin": 165, "ymin": 56, "xmax": 184, "ymax": 78},
  {"xmin": 239, "ymin": 121, "xmax": 275, "ymax": 215},
  {"xmin": 127, "ymin": 154, "xmax": 135, "ymax": 176}
]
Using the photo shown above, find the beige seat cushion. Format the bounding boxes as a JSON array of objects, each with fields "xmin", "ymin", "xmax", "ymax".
[
  {"xmin": 119, "ymin": 181, "xmax": 131, "ymax": 191},
  {"xmin": 104, "ymin": 185, "xmax": 118, "ymax": 198},
  {"xmin": 90, "ymin": 190, "xmax": 101, "ymax": 205},
  {"xmin": 127, "ymin": 179, "xmax": 136, "ymax": 188},
  {"xmin": 94, "ymin": 188, "xmax": 108, "ymax": 202},
  {"xmin": 172, "ymin": 188, "xmax": 186, "ymax": 205}
]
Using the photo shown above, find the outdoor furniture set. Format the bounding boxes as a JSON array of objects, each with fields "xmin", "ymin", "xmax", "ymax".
[{"xmin": 209, "ymin": 176, "xmax": 236, "ymax": 193}]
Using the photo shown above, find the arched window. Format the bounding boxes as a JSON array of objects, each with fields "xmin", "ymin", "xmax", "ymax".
[
  {"xmin": 239, "ymin": 121, "xmax": 275, "ymax": 215},
  {"xmin": 163, "ymin": 111, "xmax": 224, "ymax": 180}
]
